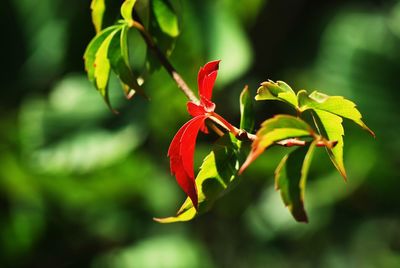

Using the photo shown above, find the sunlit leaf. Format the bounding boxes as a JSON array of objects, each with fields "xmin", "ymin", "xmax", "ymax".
[
  {"xmin": 275, "ymin": 142, "xmax": 316, "ymax": 222},
  {"xmin": 93, "ymin": 28, "xmax": 121, "ymax": 109},
  {"xmin": 255, "ymin": 80, "xmax": 298, "ymax": 108},
  {"xmin": 84, "ymin": 26, "xmax": 119, "ymax": 83},
  {"xmin": 197, "ymin": 60, "xmax": 220, "ymax": 101},
  {"xmin": 152, "ymin": 0, "xmax": 180, "ymax": 37},
  {"xmin": 240, "ymin": 85, "xmax": 255, "ymax": 133},
  {"xmin": 313, "ymin": 110, "xmax": 346, "ymax": 179},
  {"xmin": 155, "ymin": 134, "xmax": 243, "ymax": 223},
  {"xmin": 298, "ymin": 89, "xmax": 375, "ymax": 179},
  {"xmin": 298, "ymin": 90, "xmax": 375, "ymax": 136},
  {"xmin": 90, "ymin": 0, "xmax": 106, "ymax": 33},
  {"xmin": 121, "ymin": 0, "xmax": 137, "ymax": 24},
  {"xmin": 175, "ymin": 116, "xmax": 208, "ymax": 208},
  {"xmin": 240, "ymin": 115, "xmax": 314, "ymax": 173}
]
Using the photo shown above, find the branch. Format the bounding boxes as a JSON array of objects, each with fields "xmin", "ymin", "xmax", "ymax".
[
  {"xmin": 276, "ymin": 138, "xmax": 337, "ymax": 148},
  {"xmin": 235, "ymin": 131, "xmax": 337, "ymax": 148},
  {"xmin": 130, "ymin": 21, "xmax": 199, "ymax": 104}
]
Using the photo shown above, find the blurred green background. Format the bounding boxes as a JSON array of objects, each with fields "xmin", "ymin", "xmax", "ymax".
[{"xmin": 1, "ymin": 0, "xmax": 400, "ymax": 267}]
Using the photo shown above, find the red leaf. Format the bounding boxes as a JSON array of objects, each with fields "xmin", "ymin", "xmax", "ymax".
[
  {"xmin": 187, "ymin": 101, "xmax": 206, "ymax": 117},
  {"xmin": 197, "ymin": 60, "xmax": 220, "ymax": 101},
  {"xmin": 200, "ymin": 96, "xmax": 216, "ymax": 112},
  {"xmin": 167, "ymin": 60, "xmax": 236, "ymax": 209},
  {"xmin": 187, "ymin": 102, "xmax": 209, "ymax": 133},
  {"xmin": 180, "ymin": 116, "xmax": 207, "ymax": 178},
  {"xmin": 168, "ymin": 115, "xmax": 207, "ymax": 208}
]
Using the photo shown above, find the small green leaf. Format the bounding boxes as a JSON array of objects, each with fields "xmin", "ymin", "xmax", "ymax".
[
  {"xmin": 90, "ymin": 0, "xmax": 106, "ymax": 33},
  {"xmin": 255, "ymin": 80, "xmax": 298, "ymax": 108},
  {"xmin": 313, "ymin": 110, "xmax": 346, "ymax": 179},
  {"xmin": 275, "ymin": 142, "xmax": 316, "ymax": 223},
  {"xmin": 257, "ymin": 115, "xmax": 311, "ymax": 136},
  {"xmin": 108, "ymin": 25, "xmax": 145, "ymax": 98},
  {"xmin": 93, "ymin": 28, "xmax": 121, "ymax": 108},
  {"xmin": 240, "ymin": 85, "xmax": 255, "ymax": 133},
  {"xmin": 298, "ymin": 89, "xmax": 374, "ymax": 179},
  {"xmin": 298, "ymin": 90, "xmax": 375, "ymax": 137},
  {"xmin": 84, "ymin": 26, "xmax": 119, "ymax": 83},
  {"xmin": 154, "ymin": 134, "xmax": 243, "ymax": 223},
  {"xmin": 240, "ymin": 115, "xmax": 314, "ymax": 173},
  {"xmin": 152, "ymin": 0, "xmax": 180, "ymax": 37},
  {"xmin": 121, "ymin": 0, "xmax": 137, "ymax": 23}
]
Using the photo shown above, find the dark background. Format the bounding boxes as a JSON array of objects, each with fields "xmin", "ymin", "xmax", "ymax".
[{"xmin": 1, "ymin": 0, "xmax": 400, "ymax": 267}]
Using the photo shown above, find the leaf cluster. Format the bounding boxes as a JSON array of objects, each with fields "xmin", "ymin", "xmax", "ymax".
[
  {"xmin": 157, "ymin": 80, "xmax": 374, "ymax": 223},
  {"xmin": 86, "ymin": 0, "xmax": 180, "ymax": 110}
]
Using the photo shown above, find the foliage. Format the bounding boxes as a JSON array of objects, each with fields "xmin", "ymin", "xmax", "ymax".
[
  {"xmin": 83, "ymin": 0, "xmax": 374, "ymax": 223},
  {"xmin": 84, "ymin": 0, "xmax": 180, "ymax": 110},
  {"xmin": 3, "ymin": 0, "xmax": 399, "ymax": 267}
]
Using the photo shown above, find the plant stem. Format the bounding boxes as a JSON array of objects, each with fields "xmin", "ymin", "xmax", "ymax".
[
  {"xmin": 131, "ymin": 21, "xmax": 199, "ymax": 104},
  {"xmin": 276, "ymin": 138, "xmax": 337, "ymax": 148}
]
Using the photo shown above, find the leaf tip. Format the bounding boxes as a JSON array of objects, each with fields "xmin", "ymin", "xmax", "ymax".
[
  {"xmin": 339, "ymin": 167, "xmax": 348, "ymax": 182},
  {"xmin": 152, "ymin": 217, "xmax": 164, "ymax": 223},
  {"xmin": 367, "ymin": 128, "xmax": 376, "ymax": 139},
  {"xmin": 290, "ymin": 205, "xmax": 309, "ymax": 223},
  {"xmin": 239, "ymin": 147, "xmax": 261, "ymax": 175}
]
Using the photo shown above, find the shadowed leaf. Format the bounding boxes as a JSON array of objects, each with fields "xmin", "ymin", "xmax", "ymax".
[
  {"xmin": 153, "ymin": 0, "xmax": 180, "ymax": 37},
  {"xmin": 108, "ymin": 25, "xmax": 146, "ymax": 98},
  {"xmin": 275, "ymin": 142, "xmax": 317, "ymax": 222}
]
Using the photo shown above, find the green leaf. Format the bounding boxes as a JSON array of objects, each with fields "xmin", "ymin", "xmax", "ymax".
[
  {"xmin": 313, "ymin": 110, "xmax": 346, "ymax": 179},
  {"xmin": 239, "ymin": 85, "xmax": 255, "ymax": 133},
  {"xmin": 108, "ymin": 25, "xmax": 145, "ymax": 98},
  {"xmin": 152, "ymin": 0, "xmax": 180, "ymax": 37},
  {"xmin": 255, "ymin": 80, "xmax": 298, "ymax": 108},
  {"xmin": 240, "ymin": 115, "xmax": 314, "ymax": 173},
  {"xmin": 90, "ymin": 0, "xmax": 106, "ymax": 33},
  {"xmin": 298, "ymin": 89, "xmax": 375, "ymax": 179},
  {"xmin": 298, "ymin": 90, "xmax": 375, "ymax": 137},
  {"xmin": 121, "ymin": 0, "xmax": 137, "ymax": 23},
  {"xmin": 154, "ymin": 134, "xmax": 244, "ymax": 223},
  {"xmin": 255, "ymin": 115, "xmax": 313, "ymax": 149},
  {"xmin": 93, "ymin": 27, "xmax": 121, "ymax": 109},
  {"xmin": 84, "ymin": 26, "xmax": 120, "ymax": 84},
  {"xmin": 275, "ymin": 142, "xmax": 316, "ymax": 222}
]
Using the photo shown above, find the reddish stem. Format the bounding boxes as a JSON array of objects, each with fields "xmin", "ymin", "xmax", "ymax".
[{"xmin": 209, "ymin": 112, "xmax": 239, "ymax": 135}]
